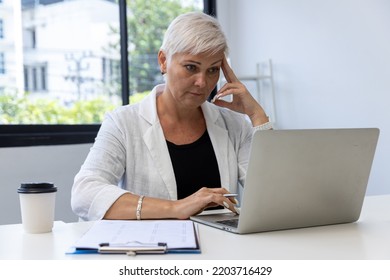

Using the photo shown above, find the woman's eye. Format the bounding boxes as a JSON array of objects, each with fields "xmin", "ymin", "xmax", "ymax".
[
  {"xmin": 208, "ymin": 67, "xmax": 220, "ymax": 74},
  {"xmin": 185, "ymin": 65, "xmax": 197, "ymax": 72}
]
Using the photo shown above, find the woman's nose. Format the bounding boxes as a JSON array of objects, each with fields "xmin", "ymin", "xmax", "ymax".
[{"xmin": 194, "ymin": 72, "xmax": 207, "ymax": 88}]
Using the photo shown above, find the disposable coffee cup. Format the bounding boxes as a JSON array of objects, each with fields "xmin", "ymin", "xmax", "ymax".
[{"xmin": 17, "ymin": 182, "xmax": 57, "ymax": 234}]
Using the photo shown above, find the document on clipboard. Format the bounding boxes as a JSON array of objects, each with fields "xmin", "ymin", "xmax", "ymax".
[{"xmin": 68, "ymin": 220, "xmax": 200, "ymax": 255}]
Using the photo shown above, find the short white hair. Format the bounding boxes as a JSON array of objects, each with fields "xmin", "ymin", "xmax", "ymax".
[{"xmin": 160, "ymin": 12, "xmax": 228, "ymax": 60}]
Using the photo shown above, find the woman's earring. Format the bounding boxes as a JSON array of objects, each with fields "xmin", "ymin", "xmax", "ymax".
[{"xmin": 161, "ymin": 70, "xmax": 165, "ymax": 75}]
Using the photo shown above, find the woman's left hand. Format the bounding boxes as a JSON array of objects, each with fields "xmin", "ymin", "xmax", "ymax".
[{"xmin": 213, "ymin": 57, "xmax": 269, "ymax": 126}]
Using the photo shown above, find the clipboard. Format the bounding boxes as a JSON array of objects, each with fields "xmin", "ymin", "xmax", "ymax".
[
  {"xmin": 67, "ymin": 220, "xmax": 201, "ymax": 255},
  {"xmin": 98, "ymin": 242, "xmax": 168, "ymax": 255}
]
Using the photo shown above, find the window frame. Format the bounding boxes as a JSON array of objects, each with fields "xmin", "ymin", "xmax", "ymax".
[{"xmin": 0, "ymin": 0, "xmax": 216, "ymax": 148}]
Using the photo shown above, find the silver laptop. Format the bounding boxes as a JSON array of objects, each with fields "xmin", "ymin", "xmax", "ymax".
[{"xmin": 190, "ymin": 128, "xmax": 379, "ymax": 234}]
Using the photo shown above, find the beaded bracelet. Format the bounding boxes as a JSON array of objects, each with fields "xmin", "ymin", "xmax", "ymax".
[{"xmin": 136, "ymin": 195, "xmax": 145, "ymax": 220}]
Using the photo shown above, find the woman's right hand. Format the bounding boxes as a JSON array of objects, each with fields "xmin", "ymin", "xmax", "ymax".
[
  {"xmin": 104, "ymin": 187, "xmax": 238, "ymax": 220},
  {"xmin": 171, "ymin": 187, "xmax": 239, "ymax": 219}
]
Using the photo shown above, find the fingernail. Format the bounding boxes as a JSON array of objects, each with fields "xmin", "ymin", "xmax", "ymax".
[
  {"xmin": 212, "ymin": 94, "xmax": 221, "ymax": 103},
  {"xmin": 223, "ymin": 201, "xmax": 230, "ymax": 209},
  {"xmin": 233, "ymin": 198, "xmax": 239, "ymax": 205},
  {"xmin": 234, "ymin": 206, "xmax": 240, "ymax": 214}
]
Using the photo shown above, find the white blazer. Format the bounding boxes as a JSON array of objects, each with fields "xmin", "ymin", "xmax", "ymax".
[{"xmin": 71, "ymin": 84, "xmax": 254, "ymax": 221}]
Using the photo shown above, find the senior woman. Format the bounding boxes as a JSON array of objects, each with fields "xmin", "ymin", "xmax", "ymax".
[{"xmin": 71, "ymin": 12, "xmax": 272, "ymax": 221}]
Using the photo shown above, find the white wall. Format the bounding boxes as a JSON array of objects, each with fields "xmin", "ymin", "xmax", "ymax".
[
  {"xmin": 217, "ymin": 0, "xmax": 390, "ymax": 195},
  {"xmin": 0, "ymin": 144, "xmax": 92, "ymax": 225}
]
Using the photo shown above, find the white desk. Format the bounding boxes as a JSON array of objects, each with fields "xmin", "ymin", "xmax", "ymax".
[{"xmin": 1, "ymin": 195, "xmax": 390, "ymax": 260}]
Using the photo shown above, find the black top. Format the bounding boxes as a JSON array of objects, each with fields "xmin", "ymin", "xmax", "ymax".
[{"xmin": 167, "ymin": 130, "xmax": 221, "ymax": 199}]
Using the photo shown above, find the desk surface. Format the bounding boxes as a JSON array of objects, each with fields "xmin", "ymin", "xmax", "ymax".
[{"xmin": 1, "ymin": 195, "xmax": 390, "ymax": 260}]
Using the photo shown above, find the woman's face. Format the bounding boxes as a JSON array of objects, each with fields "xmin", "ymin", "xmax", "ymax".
[{"xmin": 159, "ymin": 50, "xmax": 224, "ymax": 109}]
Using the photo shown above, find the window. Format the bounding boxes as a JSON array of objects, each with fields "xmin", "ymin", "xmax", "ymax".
[
  {"xmin": 102, "ymin": 57, "xmax": 120, "ymax": 85},
  {"xmin": 0, "ymin": 0, "xmax": 214, "ymax": 147},
  {"xmin": 0, "ymin": 52, "xmax": 5, "ymax": 74},
  {"xmin": 23, "ymin": 28, "xmax": 36, "ymax": 49},
  {"xmin": 24, "ymin": 63, "xmax": 47, "ymax": 92},
  {"xmin": 0, "ymin": 19, "xmax": 3, "ymax": 39}
]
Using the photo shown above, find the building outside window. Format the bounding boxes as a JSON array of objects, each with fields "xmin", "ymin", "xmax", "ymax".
[{"xmin": 0, "ymin": 0, "xmax": 204, "ymax": 126}]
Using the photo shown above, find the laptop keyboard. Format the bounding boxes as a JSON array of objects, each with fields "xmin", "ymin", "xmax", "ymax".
[{"xmin": 216, "ymin": 218, "xmax": 239, "ymax": 228}]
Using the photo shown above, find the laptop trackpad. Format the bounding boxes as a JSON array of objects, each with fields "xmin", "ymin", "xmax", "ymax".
[
  {"xmin": 216, "ymin": 218, "xmax": 239, "ymax": 228},
  {"xmin": 196, "ymin": 210, "xmax": 239, "ymax": 224}
]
